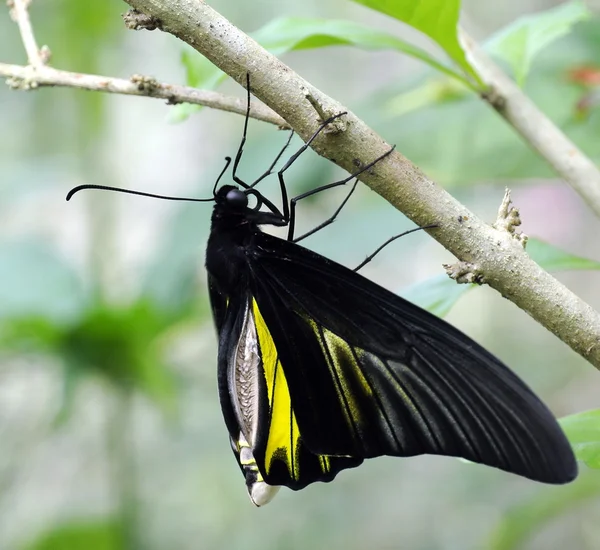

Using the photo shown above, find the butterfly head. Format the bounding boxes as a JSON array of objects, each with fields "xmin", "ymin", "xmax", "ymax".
[
  {"xmin": 215, "ymin": 185, "xmax": 249, "ymax": 210},
  {"xmin": 212, "ymin": 185, "xmax": 285, "ymax": 230}
]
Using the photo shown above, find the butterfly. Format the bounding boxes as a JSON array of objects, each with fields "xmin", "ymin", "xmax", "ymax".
[
  {"xmin": 67, "ymin": 76, "xmax": 577, "ymax": 507},
  {"xmin": 203, "ymin": 78, "xmax": 577, "ymax": 506}
]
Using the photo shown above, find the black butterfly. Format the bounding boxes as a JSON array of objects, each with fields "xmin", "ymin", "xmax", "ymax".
[
  {"xmin": 68, "ymin": 77, "xmax": 577, "ymax": 507},
  {"xmin": 203, "ymin": 80, "xmax": 576, "ymax": 506}
]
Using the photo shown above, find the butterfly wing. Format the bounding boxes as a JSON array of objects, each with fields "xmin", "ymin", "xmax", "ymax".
[
  {"xmin": 243, "ymin": 232, "xmax": 577, "ymax": 486},
  {"xmin": 208, "ymin": 272, "xmax": 362, "ymax": 504}
]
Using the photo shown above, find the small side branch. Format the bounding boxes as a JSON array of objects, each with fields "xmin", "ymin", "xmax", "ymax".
[
  {"xmin": 9, "ymin": 0, "xmax": 46, "ymax": 67},
  {"xmin": 1, "ymin": 1, "xmax": 287, "ymax": 127},
  {"xmin": 0, "ymin": 62, "xmax": 287, "ymax": 126}
]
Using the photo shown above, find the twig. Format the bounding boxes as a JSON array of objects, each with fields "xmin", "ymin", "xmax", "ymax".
[
  {"xmin": 1, "ymin": 2, "xmax": 288, "ymax": 127},
  {"xmin": 10, "ymin": 0, "xmax": 45, "ymax": 67},
  {"xmin": 121, "ymin": 0, "xmax": 600, "ymax": 369},
  {"xmin": 460, "ymin": 28, "xmax": 600, "ymax": 219},
  {"xmin": 0, "ymin": 62, "xmax": 288, "ymax": 126}
]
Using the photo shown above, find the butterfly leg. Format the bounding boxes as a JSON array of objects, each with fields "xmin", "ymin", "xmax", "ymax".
[
  {"xmin": 231, "ymin": 75, "xmax": 295, "ymax": 191},
  {"xmin": 353, "ymin": 225, "xmax": 438, "ymax": 271},
  {"xmin": 248, "ymin": 130, "xmax": 294, "ymax": 189},
  {"xmin": 286, "ymin": 146, "xmax": 396, "ymax": 241},
  {"xmin": 276, "ymin": 112, "xmax": 349, "ymax": 228},
  {"xmin": 230, "ymin": 74, "xmax": 253, "ymax": 190},
  {"xmin": 291, "ymin": 179, "xmax": 359, "ymax": 243}
]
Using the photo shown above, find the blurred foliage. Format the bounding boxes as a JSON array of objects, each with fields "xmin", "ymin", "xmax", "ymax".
[
  {"xmin": 176, "ymin": 1, "xmax": 599, "ymax": 190},
  {"xmin": 31, "ymin": 0, "xmax": 124, "ymax": 150},
  {"xmin": 0, "ymin": 246, "xmax": 182, "ymax": 421},
  {"xmin": 0, "ymin": 240, "xmax": 87, "ymax": 323},
  {"xmin": 487, "ymin": 468, "xmax": 600, "ymax": 550},
  {"xmin": 486, "ymin": 0, "xmax": 590, "ymax": 86},
  {"xmin": 21, "ymin": 519, "xmax": 123, "ymax": 550},
  {"xmin": 2, "ymin": 0, "xmax": 600, "ymax": 549}
]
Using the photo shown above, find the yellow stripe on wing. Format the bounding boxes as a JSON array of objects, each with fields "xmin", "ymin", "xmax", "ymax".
[
  {"xmin": 252, "ymin": 300, "xmax": 302, "ymax": 480},
  {"xmin": 310, "ymin": 322, "xmax": 370, "ymax": 439}
]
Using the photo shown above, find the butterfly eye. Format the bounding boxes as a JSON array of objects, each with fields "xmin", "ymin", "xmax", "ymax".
[{"xmin": 225, "ymin": 188, "xmax": 248, "ymax": 208}]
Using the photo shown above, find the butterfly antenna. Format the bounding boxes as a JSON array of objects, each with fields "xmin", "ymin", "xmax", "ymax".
[
  {"xmin": 212, "ymin": 156, "xmax": 233, "ymax": 196},
  {"xmin": 66, "ymin": 184, "xmax": 215, "ymax": 203}
]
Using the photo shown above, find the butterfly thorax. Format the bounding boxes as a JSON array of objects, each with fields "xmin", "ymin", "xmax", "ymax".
[
  {"xmin": 206, "ymin": 216, "xmax": 258, "ymax": 293},
  {"xmin": 207, "ymin": 185, "xmax": 285, "ymax": 293}
]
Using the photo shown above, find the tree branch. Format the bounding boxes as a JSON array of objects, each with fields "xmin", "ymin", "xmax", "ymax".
[
  {"xmin": 460, "ymin": 28, "xmax": 600, "ymax": 219},
  {"xmin": 121, "ymin": 0, "xmax": 600, "ymax": 368},
  {"xmin": 1, "ymin": 1, "xmax": 287, "ymax": 127}
]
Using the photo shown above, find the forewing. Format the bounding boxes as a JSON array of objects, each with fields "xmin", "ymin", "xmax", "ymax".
[{"xmin": 247, "ymin": 233, "xmax": 577, "ymax": 484}]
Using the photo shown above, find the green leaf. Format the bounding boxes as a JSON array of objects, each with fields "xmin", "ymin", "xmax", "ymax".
[
  {"xmin": 174, "ymin": 15, "xmax": 475, "ymax": 121},
  {"xmin": 401, "ymin": 273, "xmax": 473, "ymax": 318},
  {"xmin": 560, "ymin": 410, "xmax": 600, "ymax": 468},
  {"xmin": 180, "ymin": 49, "xmax": 222, "ymax": 89},
  {"xmin": 486, "ymin": 0, "xmax": 590, "ymax": 86},
  {"xmin": 527, "ymin": 237, "xmax": 600, "ymax": 271},
  {"xmin": 21, "ymin": 518, "xmax": 122, "ymax": 550},
  {"xmin": 0, "ymin": 316, "xmax": 66, "ymax": 354},
  {"xmin": 348, "ymin": 0, "xmax": 482, "ymax": 85},
  {"xmin": 169, "ymin": 49, "xmax": 227, "ymax": 122},
  {"xmin": 252, "ymin": 17, "xmax": 469, "ymax": 84},
  {"xmin": 486, "ymin": 469, "xmax": 600, "ymax": 550}
]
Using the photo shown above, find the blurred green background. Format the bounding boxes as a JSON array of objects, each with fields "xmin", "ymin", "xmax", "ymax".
[{"xmin": 1, "ymin": 0, "xmax": 600, "ymax": 549}]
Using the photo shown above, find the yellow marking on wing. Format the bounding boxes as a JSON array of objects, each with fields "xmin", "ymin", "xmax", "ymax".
[
  {"xmin": 252, "ymin": 300, "xmax": 302, "ymax": 480},
  {"xmin": 309, "ymin": 322, "xmax": 368, "ymax": 433},
  {"xmin": 319, "ymin": 455, "xmax": 331, "ymax": 474},
  {"xmin": 320, "ymin": 322, "xmax": 423, "ymax": 420}
]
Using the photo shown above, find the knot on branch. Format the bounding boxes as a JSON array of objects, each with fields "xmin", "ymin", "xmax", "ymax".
[
  {"xmin": 6, "ymin": 67, "xmax": 38, "ymax": 90},
  {"xmin": 122, "ymin": 9, "xmax": 161, "ymax": 31},
  {"xmin": 303, "ymin": 89, "xmax": 347, "ymax": 134},
  {"xmin": 6, "ymin": 75, "xmax": 32, "ymax": 89},
  {"xmin": 39, "ymin": 45, "xmax": 51, "ymax": 64},
  {"xmin": 481, "ymin": 85, "xmax": 506, "ymax": 112},
  {"xmin": 443, "ymin": 261, "xmax": 484, "ymax": 285},
  {"xmin": 493, "ymin": 188, "xmax": 527, "ymax": 247},
  {"xmin": 130, "ymin": 74, "xmax": 159, "ymax": 93},
  {"xmin": 7, "ymin": 0, "xmax": 17, "ymax": 20}
]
